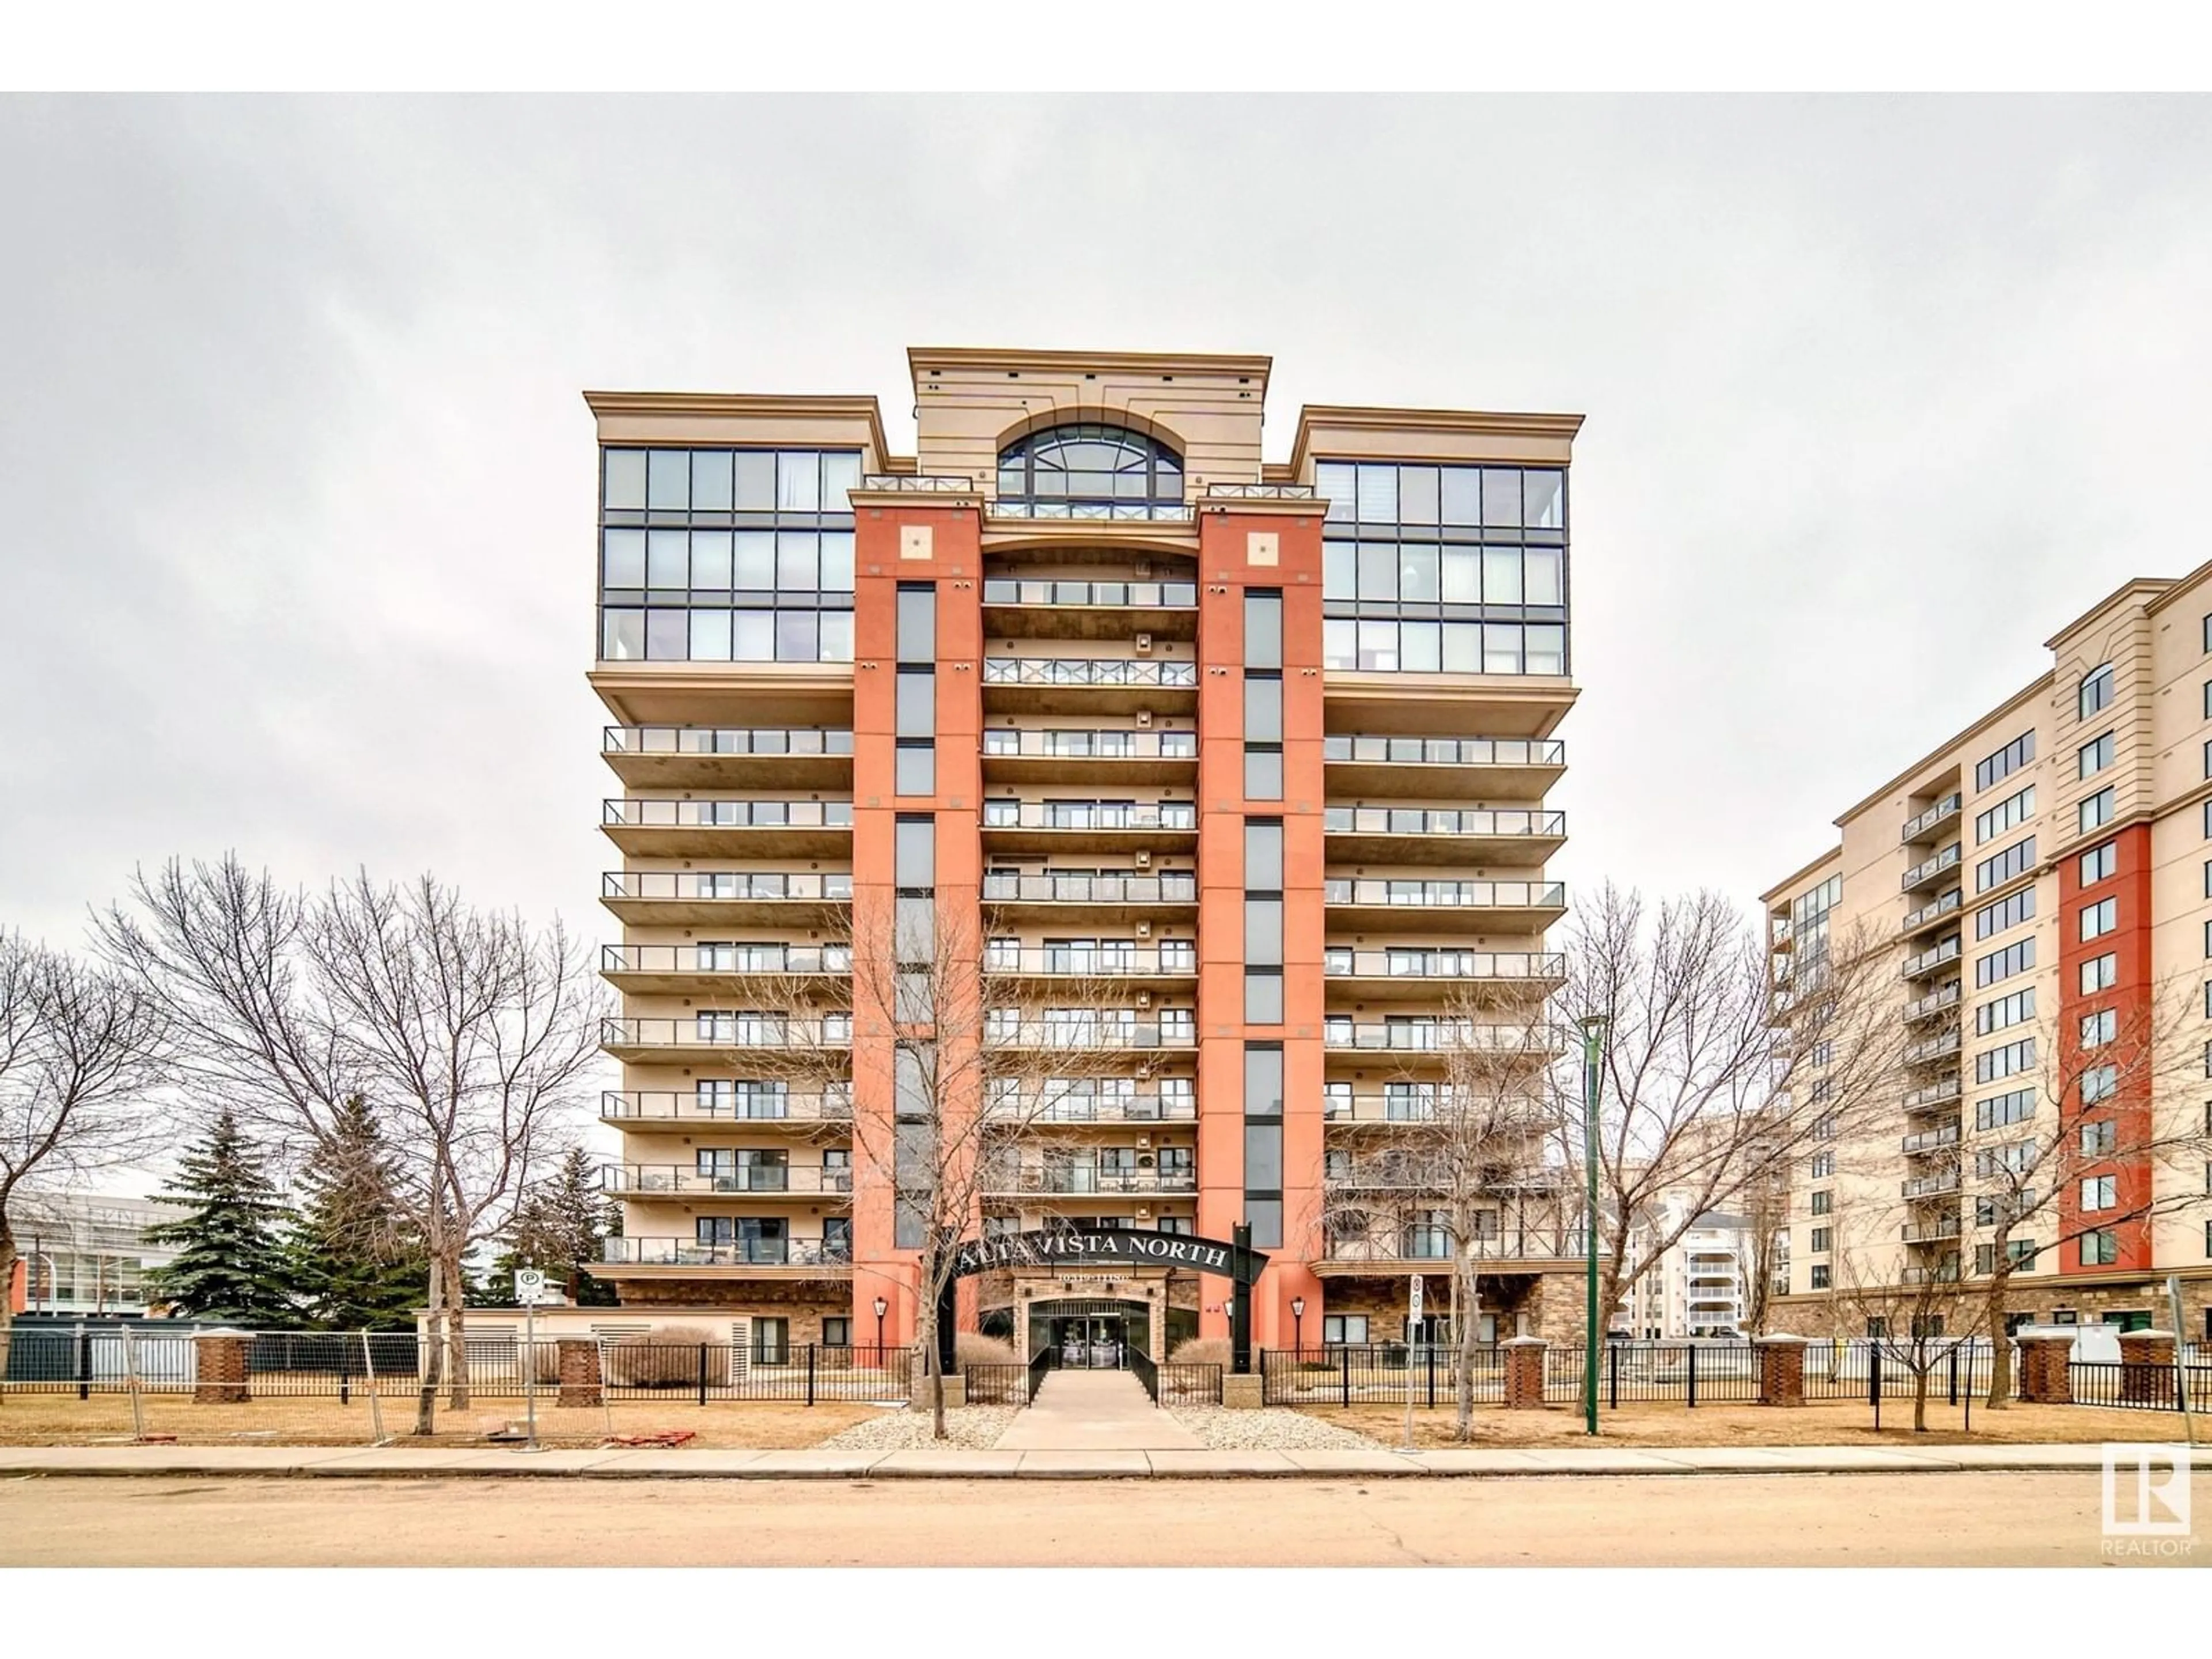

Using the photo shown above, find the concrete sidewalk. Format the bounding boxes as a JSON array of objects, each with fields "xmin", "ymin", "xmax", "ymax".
[
  {"xmin": 993, "ymin": 1372, "xmax": 1201, "ymax": 1450},
  {"xmin": 0, "ymin": 1442, "xmax": 2203, "ymax": 1481}
]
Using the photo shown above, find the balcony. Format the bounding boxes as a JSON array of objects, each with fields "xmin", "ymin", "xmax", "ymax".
[
  {"xmin": 1904, "ymin": 982, "xmax": 1962, "ymax": 1024},
  {"xmin": 980, "ymin": 800, "xmax": 1198, "ymax": 854},
  {"xmin": 1900, "ymin": 1264, "xmax": 1962, "ymax": 1286},
  {"xmin": 1900, "ymin": 794, "xmax": 1963, "ymax": 844},
  {"xmin": 1901, "ymin": 1218, "xmax": 1962, "ymax": 1244},
  {"xmin": 986, "ymin": 499, "xmax": 1194, "ymax": 525},
  {"xmin": 981, "ymin": 657, "xmax": 1199, "ymax": 715},
  {"xmin": 1323, "ymin": 948, "xmax": 1565, "ymax": 1000},
  {"xmin": 600, "ymin": 943, "xmax": 850, "ymax": 995},
  {"xmin": 1324, "ymin": 877, "xmax": 1567, "ymax": 934},
  {"xmin": 600, "ymin": 870, "xmax": 851, "ymax": 927},
  {"xmin": 600, "ymin": 726, "xmax": 854, "ymax": 790},
  {"xmin": 1900, "ymin": 1124, "xmax": 1960, "ymax": 1156},
  {"xmin": 1323, "ymin": 806, "xmax": 1566, "ymax": 868},
  {"xmin": 1324, "ymin": 1021, "xmax": 1569, "ymax": 1057},
  {"xmin": 1901, "ymin": 844, "xmax": 1963, "ymax": 895},
  {"xmin": 600, "ymin": 1090, "xmax": 851, "ymax": 1126},
  {"xmin": 980, "ymin": 728, "xmax": 1199, "ymax": 785},
  {"xmin": 1902, "ymin": 1171, "xmax": 1961, "ymax": 1200},
  {"xmin": 1323, "ymin": 1160, "xmax": 1448, "ymax": 1192},
  {"xmin": 1321, "ymin": 734, "xmax": 1566, "ymax": 802},
  {"xmin": 980, "ymin": 578, "xmax": 1200, "ymax": 642},
  {"xmin": 981, "ymin": 871, "xmax": 1197, "ymax": 923},
  {"xmin": 1902, "ymin": 1075, "xmax": 1961, "ymax": 1112},
  {"xmin": 983, "ymin": 944, "xmax": 1199, "ymax": 989},
  {"xmin": 1900, "ymin": 888, "xmax": 1963, "ymax": 937},
  {"xmin": 601, "ymin": 1236, "xmax": 851, "ymax": 1272},
  {"xmin": 1900, "ymin": 935, "xmax": 1961, "ymax": 980},
  {"xmin": 1903, "ymin": 1030, "xmax": 1962, "ymax": 1067},
  {"xmin": 1323, "ymin": 1092, "xmax": 1550, "ymax": 1126},
  {"xmin": 982, "ymin": 1092, "xmax": 1197, "ymax": 1125},
  {"xmin": 983, "ymin": 1016, "xmax": 1197, "ymax": 1052},
  {"xmin": 608, "ymin": 1164, "xmax": 853, "ymax": 1198},
  {"xmin": 983, "ymin": 1167, "xmax": 1199, "ymax": 1198},
  {"xmin": 600, "ymin": 1015, "xmax": 853, "ymax": 1064},
  {"xmin": 601, "ymin": 798, "xmax": 853, "ymax": 858},
  {"xmin": 1205, "ymin": 482, "xmax": 1318, "ymax": 501},
  {"xmin": 1317, "ymin": 1230, "xmax": 1599, "ymax": 1271}
]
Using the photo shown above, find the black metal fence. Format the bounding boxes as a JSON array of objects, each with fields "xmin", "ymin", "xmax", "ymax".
[
  {"xmin": 2070, "ymin": 1360, "xmax": 2212, "ymax": 1413},
  {"xmin": 0, "ymin": 1329, "xmax": 911, "ymax": 1406},
  {"xmin": 1156, "ymin": 1362, "xmax": 1223, "ymax": 1404},
  {"xmin": 964, "ymin": 1363, "xmax": 1031, "ymax": 1405},
  {"xmin": 1260, "ymin": 1344, "xmax": 1510, "ymax": 1407}
]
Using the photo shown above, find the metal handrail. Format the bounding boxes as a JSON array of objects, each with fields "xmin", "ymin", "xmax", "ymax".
[
  {"xmin": 609, "ymin": 1165, "xmax": 853, "ymax": 1196},
  {"xmin": 601, "ymin": 944, "xmax": 852, "ymax": 975},
  {"xmin": 1323, "ymin": 949, "xmax": 1565, "ymax": 980},
  {"xmin": 1323, "ymin": 1022, "xmax": 1569, "ymax": 1053},
  {"xmin": 1902, "ymin": 889, "xmax": 1963, "ymax": 930},
  {"xmin": 1901, "ymin": 844, "xmax": 1963, "ymax": 891},
  {"xmin": 602, "ymin": 726, "xmax": 855, "ymax": 758},
  {"xmin": 1324, "ymin": 806, "xmax": 1566, "ymax": 837},
  {"xmin": 1901, "ymin": 794, "xmax": 1963, "ymax": 842},
  {"xmin": 1325, "ymin": 878, "xmax": 1566, "ymax": 909},
  {"xmin": 1902, "ymin": 1077, "xmax": 1962, "ymax": 1109},
  {"xmin": 982, "ymin": 801, "xmax": 1198, "ymax": 831},
  {"xmin": 1901, "ymin": 937, "xmax": 1961, "ymax": 978},
  {"xmin": 603, "ymin": 799, "xmax": 855, "ymax": 830},
  {"xmin": 983, "ymin": 945, "xmax": 1198, "ymax": 976},
  {"xmin": 1323, "ymin": 735, "xmax": 1565, "ymax": 767},
  {"xmin": 602, "ymin": 871, "xmax": 854, "ymax": 903},
  {"xmin": 982, "ymin": 873, "xmax": 1198, "ymax": 904},
  {"xmin": 601, "ymin": 1090, "xmax": 853, "ymax": 1122},
  {"xmin": 984, "ymin": 1168, "xmax": 1198, "ymax": 1196},
  {"xmin": 982, "ymin": 657, "xmax": 1199, "ymax": 687},
  {"xmin": 861, "ymin": 474, "xmax": 975, "ymax": 493},
  {"xmin": 982, "ymin": 1018, "xmax": 1197, "ymax": 1050},
  {"xmin": 981, "ymin": 729, "xmax": 1199, "ymax": 760},
  {"xmin": 988, "ymin": 501, "xmax": 1195, "ymax": 522},
  {"xmin": 1900, "ymin": 1125, "xmax": 1960, "ymax": 1154},
  {"xmin": 1324, "ymin": 1232, "xmax": 1600, "ymax": 1263},
  {"xmin": 1904, "ymin": 983, "xmax": 1962, "ymax": 1021},
  {"xmin": 981, "ymin": 579, "xmax": 1198, "ymax": 609},
  {"xmin": 603, "ymin": 1237, "xmax": 853, "ymax": 1267},
  {"xmin": 601, "ymin": 1016, "xmax": 854, "ymax": 1050},
  {"xmin": 982, "ymin": 1093, "xmax": 1198, "ymax": 1123},
  {"xmin": 1321, "ymin": 1093, "xmax": 1560, "ymax": 1126},
  {"xmin": 1205, "ymin": 482, "xmax": 1318, "ymax": 499}
]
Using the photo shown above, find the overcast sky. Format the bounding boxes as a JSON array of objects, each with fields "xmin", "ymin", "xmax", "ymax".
[{"xmin": 6, "ymin": 94, "xmax": 2211, "ymax": 958}]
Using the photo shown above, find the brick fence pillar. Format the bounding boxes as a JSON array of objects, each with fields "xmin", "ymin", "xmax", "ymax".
[
  {"xmin": 2014, "ymin": 1334, "xmax": 2072, "ymax": 1404},
  {"xmin": 1503, "ymin": 1336, "xmax": 1548, "ymax": 1410},
  {"xmin": 192, "ymin": 1329, "xmax": 251, "ymax": 1404},
  {"xmin": 1755, "ymin": 1334, "xmax": 1807, "ymax": 1407},
  {"xmin": 556, "ymin": 1338, "xmax": 603, "ymax": 1408},
  {"xmin": 2118, "ymin": 1330, "xmax": 2176, "ymax": 1408}
]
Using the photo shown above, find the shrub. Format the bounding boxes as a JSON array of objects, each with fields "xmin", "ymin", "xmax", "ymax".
[
  {"xmin": 1168, "ymin": 1336, "xmax": 1229, "ymax": 1366},
  {"xmin": 605, "ymin": 1324, "xmax": 733, "ymax": 1388},
  {"xmin": 956, "ymin": 1331, "xmax": 1019, "ymax": 1368}
]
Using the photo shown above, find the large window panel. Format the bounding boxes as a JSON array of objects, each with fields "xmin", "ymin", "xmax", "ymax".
[{"xmin": 604, "ymin": 448, "xmax": 647, "ymax": 510}]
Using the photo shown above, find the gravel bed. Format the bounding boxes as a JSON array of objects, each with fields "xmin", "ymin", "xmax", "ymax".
[
  {"xmin": 814, "ymin": 1405, "xmax": 1021, "ymax": 1451},
  {"xmin": 1165, "ymin": 1405, "xmax": 1381, "ymax": 1450}
]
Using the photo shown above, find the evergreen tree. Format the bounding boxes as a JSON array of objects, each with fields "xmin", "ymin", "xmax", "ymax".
[
  {"xmin": 285, "ymin": 1095, "xmax": 426, "ymax": 1331},
  {"xmin": 143, "ymin": 1110, "xmax": 296, "ymax": 1325},
  {"xmin": 489, "ymin": 1148, "xmax": 618, "ymax": 1305}
]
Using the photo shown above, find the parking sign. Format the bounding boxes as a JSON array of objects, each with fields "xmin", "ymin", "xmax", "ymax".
[{"xmin": 514, "ymin": 1268, "xmax": 547, "ymax": 1305}]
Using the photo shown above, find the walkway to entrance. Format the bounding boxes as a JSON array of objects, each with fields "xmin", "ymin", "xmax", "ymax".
[{"xmin": 991, "ymin": 1371, "xmax": 1202, "ymax": 1452}]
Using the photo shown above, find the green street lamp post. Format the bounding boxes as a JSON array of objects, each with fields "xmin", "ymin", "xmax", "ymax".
[{"xmin": 1579, "ymin": 1013, "xmax": 1610, "ymax": 1437}]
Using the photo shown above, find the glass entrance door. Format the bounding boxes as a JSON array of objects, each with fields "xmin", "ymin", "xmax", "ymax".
[{"xmin": 1054, "ymin": 1315, "xmax": 1125, "ymax": 1369}]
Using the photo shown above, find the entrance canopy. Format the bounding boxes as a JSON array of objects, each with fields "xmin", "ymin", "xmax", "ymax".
[{"xmin": 949, "ymin": 1228, "xmax": 1267, "ymax": 1284}]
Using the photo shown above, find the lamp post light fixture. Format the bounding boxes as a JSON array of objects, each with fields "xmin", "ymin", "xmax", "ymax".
[
  {"xmin": 1578, "ymin": 1013, "xmax": 1611, "ymax": 1438},
  {"xmin": 873, "ymin": 1296, "xmax": 888, "ymax": 1353},
  {"xmin": 1291, "ymin": 1296, "xmax": 1306, "ymax": 1353}
]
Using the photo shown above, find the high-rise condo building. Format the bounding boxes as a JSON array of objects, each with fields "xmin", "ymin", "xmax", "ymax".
[{"xmin": 588, "ymin": 347, "xmax": 1583, "ymax": 1365}]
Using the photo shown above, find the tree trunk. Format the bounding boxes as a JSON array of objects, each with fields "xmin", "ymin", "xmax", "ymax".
[
  {"xmin": 1453, "ymin": 1252, "xmax": 1480, "ymax": 1442},
  {"xmin": 1912, "ymin": 1358, "xmax": 1929, "ymax": 1433},
  {"xmin": 0, "ymin": 1224, "xmax": 16, "ymax": 1405},
  {"xmin": 922, "ymin": 1293, "xmax": 946, "ymax": 1442},
  {"xmin": 414, "ymin": 1255, "xmax": 443, "ymax": 1437},
  {"xmin": 444, "ymin": 1247, "xmax": 471, "ymax": 1411},
  {"xmin": 1984, "ymin": 1262, "xmax": 2013, "ymax": 1410}
]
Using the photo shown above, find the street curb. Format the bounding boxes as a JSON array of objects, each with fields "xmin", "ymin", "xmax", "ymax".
[{"xmin": 1, "ymin": 1444, "xmax": 2201, "ymax": 1482}]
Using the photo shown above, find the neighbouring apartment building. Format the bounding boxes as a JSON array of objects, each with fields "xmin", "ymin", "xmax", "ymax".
[
  {"xmin": 3, "ymin": 1194, "xmax": 177, "ymax": 1319},
  {"xmin": 1762, "ymin": 570, "xmax": 2212, "ymax": 1342},
  {"xmin": 586, "ymin": 346, "xmax": 1585, "ymax": 1364},
  {"xmin": 1614, "ymin": 1202, "xmax": 1760, "ymax": 1340}
]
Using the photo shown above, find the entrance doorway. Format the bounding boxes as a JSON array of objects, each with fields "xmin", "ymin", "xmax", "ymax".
[{"xmin": 1054, "ymin": 1314, "xmax": 1125, "ymax": 1370}]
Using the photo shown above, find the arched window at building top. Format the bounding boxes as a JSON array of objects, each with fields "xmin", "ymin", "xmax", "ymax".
[{"xmin": 995, "ymin": 423, "xmax": 1185, "ymax": 520}]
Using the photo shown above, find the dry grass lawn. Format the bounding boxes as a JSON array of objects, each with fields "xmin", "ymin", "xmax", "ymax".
[
  {"xmin": 1310, "ymin": 1399, "xmax": 2188, "ymax": 1449},
  {"xmin": 0, "ymin": 1390, "xmax": 891, "ymax": 1449}
]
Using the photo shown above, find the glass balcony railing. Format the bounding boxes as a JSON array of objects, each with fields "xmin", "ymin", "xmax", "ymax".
[
  {"xmin": 1903, "ymin": 1031, "xmax": 1961, "ymax": 1066},
  {"xmin": 601, "ymin": 1090, "xmax": 852, "ymax": 1123},
  {"xmin": 1324, "ymin": 806, "xmax": 1565, "ymax": 838},
  {"xmin": 1900, "ymin": 794, "xmax": 1963, "ymax": 843},
  {"xmin": 985, "ymin": 1167, "xmax": 1198, "ymax": 1196},
  {"xmin": 601, "ymin": 944, "xmax": 852, "ymax": 975},
  {"xmin": 608, "ymin": 1164, "xmax": 853, "ymax": 1196},
  {"xmin": 603, "ymin": 1237, "xmax": 852, "ymax": 1268},
  {"xmin": 982, "ymin": 801, "xmax": 1198, "ymax": 831},
  {"xmin": 1901, "ymin": 844, "xmax": 1963, "ymax": 893},
  {"xmin": 1323, "ymin": 1021, "xmax": 1567, "ymax": 1054},
  {"xmin": 1322, "ymin": 736, "xmax": 1565, "ymax": 768},
  {"xmin": 1901, "ymin": 889, "xmax": 1962, "ymax": 931},
  {"xmin": 1324, "ymin": 949, "xmax": 1565, "ymax": 982},
  {"xmin": 1323, "ymin": 1230, "xmax": 1597, "ymax": 1264},
  {"xmin": 1900, "ymin": 1218, "xmax": 1961, "ymax": 1244},
  {"xmin": 1324, "ymin": 878, "xmax": 1565, "ymax": 910},
  {"xmin": 602, "ymin": 871, "xmax": 853, "ymax": 903},
  {"xmin": 981, "ymin": 729, "xmax": 1198, "ymax": 761},
  {"xmin": 602, "ymin": 726, "xmax": 854, "ymax": 759},
  {"xmin": 1904, "ymin": 983, "xmax": 1961, "ymax": 1022},
  {"xmin": 987, "ymin": 501, "xmax": 1194, "ymax": 523},
  {"xmin": 983, "ymin": 945, "xmax": 1198, "ymax": 976},
  {"xmin": 982, "ymin": 1092, "xmax": 1198, "ymax": 1123},
  {"xmin": 603, "ymin": 799, "xmax": 854, "ymax": 830},
  {"xmin": 981, "ymin": 579, "xmax": 1198, "ymax": 609},
  {"xmin": 1900, "ymin": 1125, "xmax": 1960, "ymax": 1156},
  {"xmin": 1321, "ymin": 1092, "xmax": 1558, "ymax": 1125},
  {"xmin": 982, "ymin": 1017, "xmax": 1197, "ymax": 1050},
  {"xmin": 982, "ymin": 872, "xmax": 1198, "ymax": 905},
  {"xmin": 983, "ymin": 658, "xmax": 1199, "ymax": 688},
  {"xmin": 1900, "ymin": 936, "xmax": 1961, "ymax": 979},
  {"xmin": 1902, "ymin": 1076, "xmax": 1961, "ymax": 1111},
  {"xmin": 1902, "ymin": 1171, "xmax": 1962, "ymax": 1200},
  {"xmin": 601, "ymin": 1016, "xmax": 854, "ymax": 1051}
]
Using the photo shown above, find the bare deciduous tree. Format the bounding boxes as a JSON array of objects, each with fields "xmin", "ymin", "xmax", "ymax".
[
  {"xmin": 1563, "ymin": 885, "xmax": 1904, "ymax": 1346},
  {"xmin": 0, "ymin": 933, "xmax": 171, "ymax": 1366},
  {"xmin": 1828, "ymin": 1211, "xmax": 1990, "ymax": 1433},
  {"xmin": 737, "ymin": 892, "xmax": 1132, "ymax": 1440},
  {"xmin": 97, "ymin": 858, "xmax": 604, "ymax": 1434}
]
